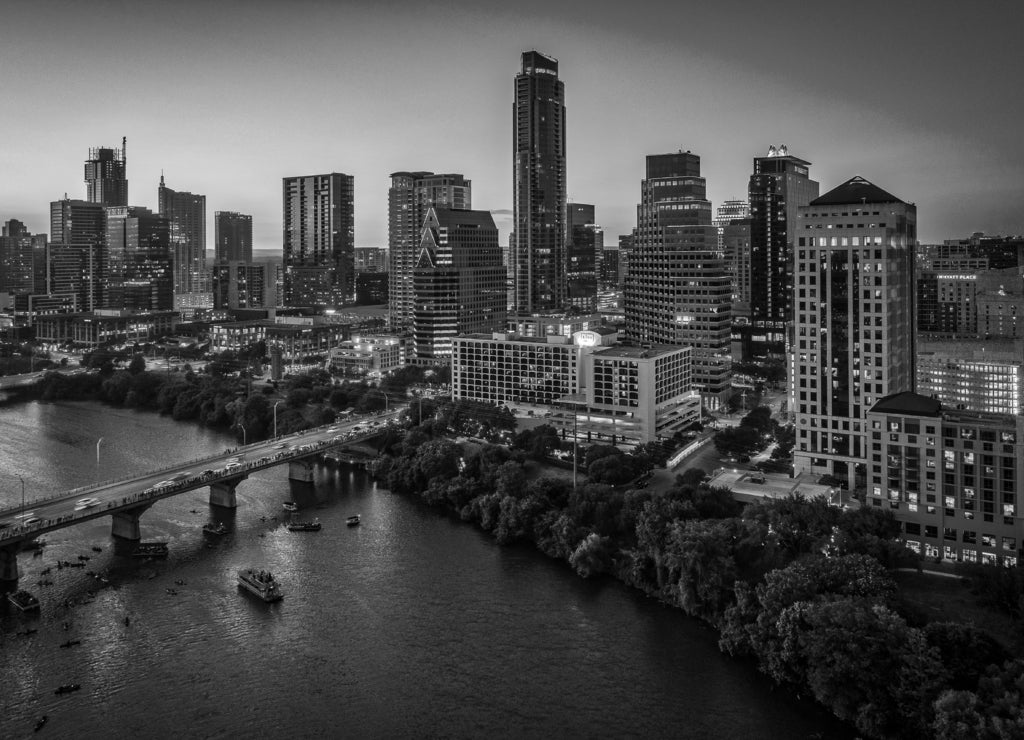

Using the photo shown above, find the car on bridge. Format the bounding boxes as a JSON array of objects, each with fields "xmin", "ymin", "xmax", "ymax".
[{"xmin": 75, "ymin": 497, "xmax": 100, "ymax": 510}]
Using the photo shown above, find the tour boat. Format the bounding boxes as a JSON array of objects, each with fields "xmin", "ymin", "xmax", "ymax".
[
  {"xmin": 282, "ymin": 502, "xmax": 299, "ymax": 512},
  {"xmin": 286, "ymin": 519, "xmax": 322, "ymax": 532},
  {"xmin": 8, "ymin": 589, "xmax": 40, "ymax": 612},
  {"xmin": 131, "ymin": 541, "xmax": 169, "ymax": 559},
  {"xmin": 237, "ymin": 568, "xmax": 284, "ymax": 602},
  {"xmin": 346, "ymin": 514, "xmax": 361, "ymax": 527},
  {"xmin": 202, "ymin": 522, "xmax": 229, "ymax": 536}
]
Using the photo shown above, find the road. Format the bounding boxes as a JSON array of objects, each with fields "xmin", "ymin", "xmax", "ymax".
[{"xmin": 0, "ymin": 410, "xmax": 402, "ymax": 544}]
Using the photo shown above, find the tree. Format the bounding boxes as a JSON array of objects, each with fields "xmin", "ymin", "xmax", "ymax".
[
  {"xmin": 570, "ymin": 533, "xmax": 613, "ymax": 578},
  {"xmin": 128, "ymin": 354, "xmax": 146, "ymax": 375}
]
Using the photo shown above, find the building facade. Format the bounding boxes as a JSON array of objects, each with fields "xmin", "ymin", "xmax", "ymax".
[
  {"xmin": 213, "ymin": 262, "xmax": 270, "ymax": 310},
  {"xmin": 917, "ymin": 338, "xmax": 1024, "ymax": 415},
  {"xmin": 214, "ymin": 211, "xmax": 253, "ymax": 264},
  {"xmin": 104, "ymin": 206, "xmax": 173, "ymax": 312},
  {"xmin": 866, "ymin": 392, "xmax": 1024, "ymax": 567},
  {"xmin": 388, "ymin": 172, "xmax": 470, "ymax": 330},
  {"xmin": 49, "ymin": 199, "xmax": 106, "ymax": 311},
  {"xmin": 745, "ymin": 146, "xmax": 819, "ymax": 356},
  {"xmin": 624, "ymin": 151, "xmax": 732, "ymax": 407},
  {"xmin": 84, "ymin": 140, "xmax": 128, "ymax": 208},
  {"xmin": 158, "ymin": 175, "xmax": 207, "ymax": 298},
  {"xmin": 512, "ymin": 51, "xmax": 566, "ymax": 313},
  {"xmin": 412, "ymin": 207, "xmax": 507, "ymax": 363},
  {"xmin": 282, "ymin": 172, "xmax": 354, "ymax": 308},
  {"xmin": 792, "ymin": 176, "xmax": 917, "ymax": 488},
  {"xmin": 566, "ymin": 203, "xmax": 601, "ymax": 311},
  {"xmin": 0, "ymin": 220, "xmax": 44, "ymax": 295}
]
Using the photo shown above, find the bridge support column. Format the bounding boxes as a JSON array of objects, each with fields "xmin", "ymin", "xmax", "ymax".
[
  {"xmin": 288, "ymin": 459, "xmax": 316, "ymax": 483},
  {"xmin": 0, "ymin": 544, "xmax": 20, "ymax": 585},
  {"xmin": 111, "ymin": 504, "xmax": 152, "ymax": 542},
  {"xmin": 209, "ymin": 476, "xmax": 247, "ymax": 509}
]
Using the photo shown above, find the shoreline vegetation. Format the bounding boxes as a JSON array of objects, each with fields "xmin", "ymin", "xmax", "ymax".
[{"xmin": 20, "ymin": 364, "xmax": 1024, "ymax": 739}]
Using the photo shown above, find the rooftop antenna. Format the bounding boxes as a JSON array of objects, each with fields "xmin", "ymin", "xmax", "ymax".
[{"xmin": 122, "ymin": 136, "xmax": 126, "ymax": 162}]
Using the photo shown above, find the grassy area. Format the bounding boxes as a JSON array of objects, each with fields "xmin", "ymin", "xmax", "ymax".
[{"xmin": 895, "ymin": 569, "xmax": 1023, "ymax": 655}]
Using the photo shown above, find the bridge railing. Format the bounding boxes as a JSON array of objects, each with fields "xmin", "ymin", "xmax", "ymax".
[{"xmin": 0, "ymin": 424, "xmax": 387, "ymax": 526}]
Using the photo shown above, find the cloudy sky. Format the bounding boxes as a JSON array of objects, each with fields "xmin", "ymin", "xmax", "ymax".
[{"xmin": 2, "ymin": 0, "xmax": 1022, "ymax": 250}]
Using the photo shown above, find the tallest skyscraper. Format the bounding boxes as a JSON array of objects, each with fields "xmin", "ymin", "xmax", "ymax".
[
  {"xmin": 84, "ymin": 138, "xmax": 128, "ymax": 207},
  {"xmin": 512, "ymin": 51, "xmax": 566, "ymax": 314}
]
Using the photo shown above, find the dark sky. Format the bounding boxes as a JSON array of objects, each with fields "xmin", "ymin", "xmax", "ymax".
[{"xmin": 2, "ymin": 0, "xmax": 1022, "ymax": 249}]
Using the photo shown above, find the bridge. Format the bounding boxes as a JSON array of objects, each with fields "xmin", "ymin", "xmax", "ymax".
[{"xmin": 0, "ymin": 412, "xmax": 399, "ymax": 584}]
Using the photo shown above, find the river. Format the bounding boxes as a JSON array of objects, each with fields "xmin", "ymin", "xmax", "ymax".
[{"xmin": 0, "ymin": 400, "xmax": 850, "ymax": 738}]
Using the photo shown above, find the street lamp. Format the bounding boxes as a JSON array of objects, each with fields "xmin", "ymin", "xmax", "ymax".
[
  {"xmin": 96, "ymin": 437, "xmax": 104, "ymax": 466},
  {"xmin": 238, "ymin": 422, "xmax": 247, "ymax": 446},
  {"xmin": 273, "ymin": 401, "xmax": 283, "ymax": 438},
  {"xmin": 18, "ymin": 476, "xmax": 25, "ymax": 513},
  {"xmin": 379, "ymin": 391, "xmax": 389, "ymax": 413}
]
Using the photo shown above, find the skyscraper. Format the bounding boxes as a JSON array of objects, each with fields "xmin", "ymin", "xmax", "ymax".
[
  {"xmin": 512, "ymin": 51, "xmax": 566, "ymax": 314},
  {"xmin": 746, "ymin": 145, "xmax": 819, "ymax": 356},
  {"xmin": 214, "ymin": 211, "xmax": 253, "ymax": 264},
  {"xmin": 158, "ymin": 175, "xmax": 207, "ymax": 297},
  {"xmin": 625, "ymin": 151, "xmax": 732, "ymax": 407},
  {"xmin": 282, "ymin": 172, "xmax": 354, "ymax": 308},
  {"xmin": 412, "ymin": 207, "xmax": 507, "ymax": 363},
  {"xmin": 566, "ymin": 203, "xmax": 601, "ymax": 311},
  {"xmin": 388, "ymin": 171, "xmax": 471, "ymax": 330},
  {"xmin": 104, "ymin": 206, "xmax": 173, "ymax": 311},
  {"xmin": 0, "ymin": 220, "xmax": 44, "ymax": 295},
  {"xmin": 792, "ymin": 176, "xmax": 917, "ymax": 488},
  {"xmin": 84, "ymin": 139, "xmax": 128, "ymax": 208},
  {"xmin": 50, "ymin": 198, "xmax": 106, "ymax": 311}
]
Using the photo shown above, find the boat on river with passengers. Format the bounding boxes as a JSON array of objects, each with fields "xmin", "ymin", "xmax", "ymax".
[{"xmin": 237, "ymin": 569, "xmax": 284, "ymax": 602}]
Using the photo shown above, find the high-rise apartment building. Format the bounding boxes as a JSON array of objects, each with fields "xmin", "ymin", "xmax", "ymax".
[
  {"xmin": 355, "ymin": 246, "xmax": 388, "ymax": 273},
  {"xmin": 0, "ymin": 220, "xmax": 45, "ymax": 295},
  {"xmin": 104, "ymin": 206, "xmax": 173, "ymax": 311},
  {"xmin": 282, "ymin": 172, "xmax": 354, "ymax": 308},
  {"xmin": 412, "ymin": 207, "xmax": 507, "ymax": 363},
  {"xmin": 49, "ymin": 198, "xmax": 106, "ymax": 311},
  {"xmin": 624, "ymin": 151, "xmax": 732, "ymax": 407},
  {"xmin": 746, "ymin": 145, "xmax": 819, "ymax": 356},
  {"xmin": 388, "ymin": 172, "xmax": 470, "ymax": 330},
  {"xmin": 213, "ymin": 262, "xmax": 270, "ymax": 310},
  {"xmin": 566, "ymin": 203, "xmax": 601, "ymax": 311},
  {"xmin": 158, "ymin": 175, "xmax": 206, "ymax": 297},
  {"xmin": 512, "ymin": 51, "xmax": 566, "ymax": 313},
  {"xmin": 214, "ymin": 211, "xmax": 253, "ymax": 264},
  {"xmin": 84, "ymin": 139, "xmax": 128, "ymax": 208},
  {"xmin": 792, "ymin": 176, "xmax": 917, "ymax": 487}
]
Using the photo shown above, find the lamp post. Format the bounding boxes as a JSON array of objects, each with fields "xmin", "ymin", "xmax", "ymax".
[
  {"xmin": 273, "ymin": 401, "xmax": 283, "ymax": 438},
  {"xmin": 19, "ymin": 476, "xmax": 25, "ymax": 514},
  {"xmin": 379, "ymin": 391, "xmax": 389, "ymax": 413},
  {"xmin": 96, "ymin": 437, "xmax": 104, "ymax": 466},
  {"xmin": 238, "ymin": 422, "xmax": 247, "ymax": 446}
]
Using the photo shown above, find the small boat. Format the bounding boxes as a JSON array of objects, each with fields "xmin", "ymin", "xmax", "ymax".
[
  {"xmin": 54, "ymin": 684, "xmax": 80, "ymax": 696},
  {"xmin": 34, "ymin": 715, "xmax": 47, "ymax": 733},
  {"xmin": 286, "ymin": 519, "xmax": 322, "ymax": 532},
  {"xmin": 8, "ymin": 590, "xmax": 40, "ymax": 612},
  {"xmin": 132, "ymin": 542, "xmax": 169, "ymax": 559},
  {"xmin": 67, "ymin": 562, "xmax": 85, "ymax": 569},
  {"xmin": 59, "ymin": 639, "xmax": 81, "ymax": 649},
  {"xmin": 237, "ymin": 568, "xmax": 284, "ymax": 602},
  {"xmin": 282, "ymin": 502, "xmax": 299, "ymax": 512},
  {"xmin": 166, "ymin": 588, "xmax": 178, "ymax": 596},
  {"xmin": 77, "ymin": 555, "xmax": 90, "ymax": 561},
  {"xmin": 202, "ymin": 522, "xmax": 229, "ymax": 536},
  {"xmin": 91, "ymin": 546, "xmax": 102, "ymax": 553},
  {"xmin": 346, "ymin": 515, "xmax": 361, "ymax": 527}
]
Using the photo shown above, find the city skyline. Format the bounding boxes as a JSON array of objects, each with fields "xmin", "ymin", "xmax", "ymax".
[{"xmin": 1, "ymin": 0, "xmax": 1022, "ymax": 251}]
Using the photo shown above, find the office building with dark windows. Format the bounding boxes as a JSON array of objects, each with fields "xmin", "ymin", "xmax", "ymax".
[
  {"xmin": 866, "ymin": 391, "xmax": 1024, "ymax": 567},
  {"xmin": 158, "ymin": 175, "xmax": 207, "ymax": 298},
  {"xmin": 213, "ymin": 262, "xmax": 270, "ymax": 310},
  {"xmin": 49, "ymin": 198, "xmax": 106, "ymax": 311},
  {"xmin": 282, "ymin": 172, "xmax": 354, "ymax": 309},
  {"xmin": 0, "ymin": 219, "xmax": 44, "ymax": 295},
  {"xmin": 84, "ymin": 140, "xmax": 128, "ymax": 208},
  {"xmin": 512, "ymin": 51, "xmax": 566, "ymax": 313},
  {"xmin": 104, "ymin": 206, "xmax": 173, "ymax": 311},
  {"xmin": 792, "ymin": 176, "xmax": 917, "ymax": 489},
  {"xmin": 624, "ymin": 151, "xmax": 732, "ymax": 408},
  {"xmin": 566, "ymin": 203, "xmax": 601, "ymax": 311},
  {"xmin": 388, "ymin": 172, "xmax": 470, "ymax": 330},
  {"xmin": 745, "ymin": 145, "xmax": 819, "ymax": 357},
  {"xmin": 214, "ymin": 211, "xmax": 253, "ymax": 264},
  {"xmin": 412, "ymin": 207, "xmax": 506, "ymax": 363}
]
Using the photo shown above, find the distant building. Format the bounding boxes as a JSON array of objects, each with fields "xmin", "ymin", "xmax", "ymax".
[
  {"xmin": 917, "ymin": 338, "xmax": 1024, "ymax": 415},
  {"xmin": 866, "ymin": 391, "xmax": 1024, "ymax": 567},
  {"xmin": 326, "ymin": 335, "xmax": 404, "ymax": 377},
  {"xmin": 508, "ymin": 312, "xmax": 607, "ymax": 338},
  {"xmin": 84, "ymin": 140, "xmax": 128, "ymax": 208},
  {"xmin": 388, "ymin": 172, "xmax": 471, "ymax": 330},
  {"xmin": 209, "ymin": 315, "xmax": 350, "ymax": 366},
  {"xmin": 34, "ymin": 309, "xmax": 178, "ymax": 348},
  {"xmin": 566, "ymin": 203, "xmax": 601, "ymax": 311},
  {"xmin": 512, "ymin": 51, "xmax": 566, "ymax": 313},
  {"xmin": 713, "ymin": 198, "xmax": 749, "ymax": 250},
  {"xmin": 355, "ymin": 272, "xmax": 388, "ymax": 306},
  {"xmin": 624, "ymin": 150, "xmax": 732, "ymax": 408},
  {"xmin": 0, "ymin": 220, "xmax": 44, "ymax": 295},
  {"xmin": 412, "ymin": 207, "xmax": 507, "ymax": 363},
  {"xmin": 282, "ymin": 172, "xmax": 354, "ymax": 308},
  {"xmin": 49, "ymin": 198, "xmax": 105, "ymax": 311},
  {"xmin": 745, "ymin": 146, "xmax": 819, "ymax": 356},
  {"xmin": 355, "ymin": 246, "xmax": 387, "ymax": 273},
  {"xmin": 214, "ymin": 211, "xmax": 252, "ymax": 264},
  {"xmin": 158, "ymin": 175, "xmax": 206, "ymax": 299},
  {"xmin": 213, "ymin": 262, "xmax": 270, "ymax": 310},
  {"xmin": 600, "ymin": 246, "xmax": 619, "ymax": 287},
  {"xmin": 104, "ymin": 206, "xmax": 173, "ymax": 312},
  {"xmin": 792, "ymin": 176, "xmax": 917, "ymax": 488}
]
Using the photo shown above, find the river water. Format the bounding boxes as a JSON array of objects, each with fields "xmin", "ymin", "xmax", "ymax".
[{"xmin": 0, "ymin": 400, "xmax": 849, "ymax": 739}]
